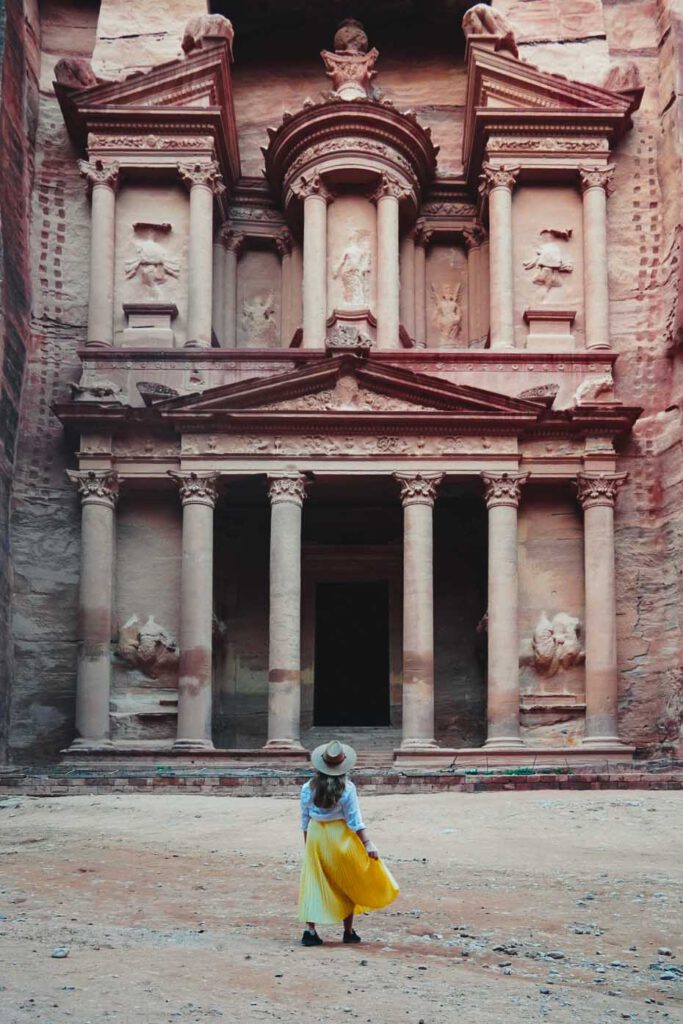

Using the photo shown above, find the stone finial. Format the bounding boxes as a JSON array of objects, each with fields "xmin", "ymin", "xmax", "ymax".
[
  {"xmin": 575, "ymin": 473, "xmax": 627, "ymax": 509},
  {"xmin": 462, "ymin": 3, "xmax": 518, "ymax": 59},
  {"xmin": 333, "ymin": 18, "xmax": 369, "ymax": 55},
  {"xmin": 322, "ymin": 18, "xmax": 378, "ymax": 101},
  {"xmin": 54, "ymin": 57, "xmax": 98, "ymax": 90},
  {"xmin": 481, "ymin": 472, "xmax": 529, "ymax": 508},
  {"xmin": 394, "ymin": 472, "xmax": 444, "ymax": 507},
  {"xmin": 67, "ymin": 469, "xmax": 119, "ymax": 508},
  {"xmin": 182, "ymin": 14, "xmax": 234, "ymax": 60}
]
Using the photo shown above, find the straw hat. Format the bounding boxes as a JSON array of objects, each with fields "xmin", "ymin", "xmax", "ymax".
[{"xmin": 310, "ymin": 739, "xmax": 357, "ymax": 776}]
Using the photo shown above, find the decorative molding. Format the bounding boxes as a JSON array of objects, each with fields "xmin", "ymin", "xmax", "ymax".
[
  {"xmin": 479, "ymin": 162, "xmax": 520, "ymax": 196},
  {"xmin": 177, "ymin": 159, "xmax": 225, "ymax": 195},
  {"xmin": 67, "ymin": 469, "xmax": 119, "ymax": 507},
  {"xmin": 180, "ymin": 433, "xmax": 514, "ymax": 457},
  {"xmin": 267, "ymin": 474, "xmax": 307, "ymax": 507},
  {"xmin": 394, "ymin": 471, "xmax": 444, "ymax": 507},
  {"xmin": 422, "ymin": 201, "xmax": 476, "ymax": 218},
  {"xmin": 78, "ymin": 158, "xmax": 120, "ymax": 192},
  {"xmin": 481, "ymin": 471, "xmax": 529, "ymax": 508},
  {"xmin": 286, "ymin": 137, "xmax": 414, "ymax": 187},
  {"xmin": 575, "ymin": 472, "xmax": 627, "ymax": 509},
  {"xmin": 88, "ymin": 134, "xmax": 214, "ymax": 151},
  {"xmin": 265, "ymin": 376, "xmax": 434, "ymax": 413},
  {"xmin": 579, "ymin": 164, "xmax": 616, "ymax": 195},
  {"xmin": 487, "ymin": 135, "xmax": 610, "ymax": 154},
  {"xmin": 168, "ymin": 470, "xmax": 218, "ymax": 507}
]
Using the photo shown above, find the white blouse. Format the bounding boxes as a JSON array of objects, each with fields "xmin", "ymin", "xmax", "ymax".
[{"xmin": 300, "ymin": 778, "xmax": 366, "ymax": 833}]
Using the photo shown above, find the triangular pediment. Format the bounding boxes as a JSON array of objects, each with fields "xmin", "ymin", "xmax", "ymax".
[{"xmin": 155, "ymin": 355, "xmax": 544, "ymax": 425}]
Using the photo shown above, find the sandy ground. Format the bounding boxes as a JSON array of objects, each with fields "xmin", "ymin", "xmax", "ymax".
[{"xmin": 0, "ymin": 791, "xmax": 682, "ymax": 1024}]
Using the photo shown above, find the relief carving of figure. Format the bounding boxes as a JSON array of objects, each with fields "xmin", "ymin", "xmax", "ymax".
[
  {"xmin": 118, "ymin": 615, "xmax": 179, "ymax": 680},
  {"xmin": 531, "ymin": 612, "xmax": 585, "ymax": 676},
  {"xmin": 125, "ymin": 223, "xmax": 179, "ymax": 290},
  {"xmin": 430, "ymin": 281, "xmax": 462, "ymax": 343},
  {"xmin": 240, "ymin": 292, "xmax": 276, "ymax": 343},
  {"xmin": 523, "ymin": 229, "xmax": 573, "ymax": 299},
  {"xmin": 332, "ymin": 230, "xmax": 372, "ymax": 306}
]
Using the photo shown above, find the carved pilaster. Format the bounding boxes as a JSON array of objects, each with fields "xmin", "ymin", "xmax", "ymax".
[
  {"xmin": 463, "ymin": 224, "xmax": 487, "ymax": 251},
  {"xmin": 481, "ymin": 472, "xmax": 529, "ymax": 509},
  {"xmin": 579, "ymin": 164, "xmax": 616, "ymax": 196},
  {"xmin": 478, "ymin": 162, "xmax": 520, "ymax": 198},
  {"xmin": 394, "ymin": 472, "xmax": 444, "ymax": 507},
  {"xmin": 220, "ymin": 226, "xmax": 246, "ymax": 254},
  {"xmin": 275, "ymin": 229, "xmax": 293, "ymax": 257},
  {"xmin": 576, "ymin": 472, "xmax": 627, "ymax": 509},
  {"xmin": 414, "ymin": 220, "xmax": 433, "ymax": 249},
  {"xmin": 268, "ymin": 474, "xmax": 307, "ymax": 507},
  {"xmin": 78, "ymin": 158, "xmax": 120, "ymax": 193},
  {"xmin": 67, "ymin": 469, "xmax": 119, "ymax": 509},
  {"xmin": 178, "ymin": 160, "xmax": 225, "ymax": 196},
  {"xmin": 169, "ymin": 470, "xmax": 219, "ymax": 508}
]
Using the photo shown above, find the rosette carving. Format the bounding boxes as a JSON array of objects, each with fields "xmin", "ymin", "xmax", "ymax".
[
  {"xmin": 481, "ymin": 472, "xmax": 529, "ymax": 508},
  {"xmin": 394, "ymin": 472, "xmax": 444, "ymax": 507},
  {"xmin": 575, "ymin": 472, "xmax": 627, "ymax": 509},
  {"xmin": 67, "ymin": 469, "xmax": 119, "ymax": 507}
]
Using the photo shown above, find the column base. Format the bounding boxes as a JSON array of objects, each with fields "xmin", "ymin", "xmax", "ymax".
[
  {"xmin": 581, "ymin": 736, "xmax": 631, "ymax": 750},
  {"xmin": 484, "ymin": 736, "xmax": 525, "ymax": 749},
  {"xmin": 172, "ymin": 738, "xmax": 215, "ymax": 752},
  {"xmin": 84, "ymin": 340, "xmax": 114, "ymax": 349},
  {"xmin": 68, "ymin": 737, "xmax": 114, "ymax": 751},
  {"xmin": 399, "ymin": 738, "xmax": 440, "ymax": 752},
  {"xmin": 263, "ymin": 738, "xmax": 306, "ymax": 752},
  {"xmin": 183, "ymin": 340, "xmax": 211, "ymax": 350},
  {"xmin": 585, "ymin": 343, "xmax": 612, "ymax": 351}
]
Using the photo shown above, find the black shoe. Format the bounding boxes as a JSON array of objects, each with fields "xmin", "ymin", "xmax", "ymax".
[
  {"xmin": 301, "ymin": 930, "xmax": 323, "ymax": 947},
  {"xmin": 343, "ymin": 929, "xmax": 361, "ymax": 944}
]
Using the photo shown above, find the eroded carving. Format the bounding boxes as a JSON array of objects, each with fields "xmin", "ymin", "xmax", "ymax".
[
  {"xmin": 394, "ymin": 472, "xmax": 444, "ymax": 507},
  {"xmin": 579, "ymin": 164, "xmax": 616, "ymax": 195},
  {"xmin": 70, "ymin": 377, "xmax": 124, "ymax": 403},
  {"xmin": 322, "ymin": 19, "xmax": 378, "ymax": 100},
  {"xmin": 530, "ymin": 612, "xmax": 584, "ymax": 676},
  {"xmin": 78, "ymin": 158, "xmax": 120, "ymax": 191},
  {"xmin": 240, "ymin": 292, "xmax": 276, "ymax": 344},
  {"xmin": 462, "ymin": 4, "xmax": 519, "ymax": 58},
  {"xmin": 574, "ymin": 375, "xmax": 614, "ymax": 405},
  {"xmin": 431, "ymin": 282, "xmax": 462, "ymax": 344},
  {"xmin": 523, "ymin": 230, "xmax": 574, "ymax": 298},
  {"xmin": 332, "ymin": 230, "xmax": 372, "ymax": 306},
  {"xmin": 266, "ymin": 374, "xmax": 433, "ymax": 413},
  {"xmin": 125, "ymin": 222, "xmax": 179, "ymax": 289},
  {"xmin": 118, "ymin": 614, "xmax": 179, "ymax": 680},
  {"xmin": 576, "ymin": 473, "xmax": 627, "ymax": 509},
  {"xmin": 177, "ymin": 160, "xmax": 224, "ymax": 195},
  {"xmin": 67, "ymin": 470, "xmax": 119, "ymax": 506},
  {"xmin": 181, "ymin": 14, "xmax": 234, "ymax": 58},
  {"xmin": 54, "ymin": 57, "xmax": 99, "ymax": 89}
]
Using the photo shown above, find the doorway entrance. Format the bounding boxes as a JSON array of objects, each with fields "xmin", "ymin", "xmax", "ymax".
[{"xmin": 313, "ymin": 581, "xmax": 390, "ymax": 726}]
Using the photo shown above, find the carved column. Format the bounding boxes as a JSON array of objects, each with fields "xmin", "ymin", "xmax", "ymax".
[
  {"xmin": 480, "ymin": 163, "xmax": 519, "ymax": 350},
  {"xmin": 294, "ymin": 174, "xmax": 331, "ymax": 349},
  {"xmin": 266, "ymin": 474, "xmax": 307, "ymax": 749},
  {"xmin": 414, "ymin": 223, "xmax": 431, "ymax": 348},
  {"xmin": 482, "ymin": 472, "xmax": 528, "ymax": 746},
  {"xmin": 221, "ymin": 229, "xmax": 244, "ymax": 349},
  {"xmin": 276, "ymin": 229, "xmax": 293, "ymax": 346},
  {"xmin": 464, "ymin": 225, "xmax": 487, "ymax": 346},
  {"xmin": 79, "ymin": 160, "xmax": 120, "ymax": 347},
  {"xmin": 400, "ymin": 229, "xmax": 416, "ymax": 339},
  {"xmin": 577, "ymin": 473, "xmax": 628, "ymax": 745},
  {"xmin": 394, "ymin": 472, "xmax": 444, "ymax": 749},
  {"xmin": 178, "ymin": 161, "xmax": 224, "ymax": 349},
  {"xmin": 373, "ymin": 175, "xmax": 407, "ymax": 349},
  {"xmin": 67, "ymin": 470, "xmax": 119, "ymax": 746},
  {"xmin": 170, "ymin": 471, "xmax": 218, "ymax": 750},
  {"xmin": 580, "ymin": 166, "xmax": 615, "ymax": 350}
]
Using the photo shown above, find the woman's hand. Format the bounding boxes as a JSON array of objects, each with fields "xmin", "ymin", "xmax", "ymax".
[{"xmin": 364, "ymin": 840, "xmax": 379, "ymax": 860}]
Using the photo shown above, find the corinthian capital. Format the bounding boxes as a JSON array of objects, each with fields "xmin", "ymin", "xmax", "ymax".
[
  {"xmin": 463, "ymin": 224, "xmax": 487, "ymax": 251},
  {"xmin": 478, "ymin": 162, "xmax": 520, "ymax": 197},
  {"xmin": 169, "ymin": 470, "xmax": 219, "ymax": 507},
  {"xmin": 481, "ymin": 471, "xmax": 529, "ymax": 509},
  {"xmin": 219, "ymin": 225, "xmax": 245, "ymax": 254},
  {"xmin": 178, "ymin": 160, "xmax": 225, "ymax": 196},
  {"xmin": 67, "ymin": 469, "xmax": 119, "ymax": 507},
  {"xmin": 394, "ymin": 472, "xmax": 444, "ymax": 507},
  {"xmin": 576, "ymin": 472, "xmax": 627, "ymax": 509},
  {"xmin": 268, "ymin": 474, "xmax": 307, "ymax": 507},
  {"xmin": 370, "ymin": 173, "xmax": 411, "ymax": 203},
  {"xmin": 579, "ymin": 164, "xmax": 616, "ymax": 196},
  {"xmin": 78, "ymin": 158, "xmax": 120, "ymax": 192},
  {"xmin": 291, "ymin": 172, "xmax": 332, "ymax": 203},
  {"xmin": 274, "ymin": 229, "xmax": 293, "ymax": 257}
]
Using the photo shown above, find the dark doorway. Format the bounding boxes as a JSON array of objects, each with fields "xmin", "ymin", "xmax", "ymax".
[{"xmin": 314, "ymin": 581, "xmax": 390, "ymax": 726}]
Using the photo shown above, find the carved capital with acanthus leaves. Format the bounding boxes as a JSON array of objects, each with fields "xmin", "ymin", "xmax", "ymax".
[
  {"xmin": 463, "ymin": 224, "xmax": 487, "ymax": 251},
  {"xmin": 321, "ymin": 47, "xmax": 379, "ymax": 101},
  {"xmin": 219, "ymin": 225, "xmax": 245, "ymax": 255},
  {"xmin": 578, "ymin": 164, "xmax": 616, "ymax": 196},
  {"xmin": 370, "ymin": 173, "xmax": 411, "ymax": 203},
  {"xmin": 67, "ymin": 469, "xmax": 119, "ymax": 508},
  {"xmin": 575, "ymin": 472, "xmax": 627, "ymax": 509},
  {"xmin": 478, "ymin": 162, "xmax": 521, "ymax": 197},
  {"xmin": 78, "ymin": 158, "xmax": 120, "ymax": 192},
  {"xmin": 481, "ymin": 472, "xmax": 529, "ymax": 509},
  {"xmin": 274, "ymin": 229, "xmax": 293, "ymax": 257},
  {"xmin": 394, "ymin": 472, "xmax": 444, "ymax": 508},
  {"xmin": 268, "ymin": 474, "xmax": 307, "ymax": 508},
  {"xmin": 291, "ymin": 172, "xmax": 333, "ymax": 203},
  {"xmin": 414, "ymin": 219, "xmax": 433, "ymax": 249},
  {"xmin": 168, "ymin": 471, "xmax": 219, "ymax": 508},
  {"xmin": 177, "ymin": 160, "xmax": 225, "ymax": 196}
]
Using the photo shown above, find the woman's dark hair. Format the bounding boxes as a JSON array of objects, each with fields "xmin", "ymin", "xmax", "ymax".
[{"xmin": 311, "ymin": 771, "xmax": 346, "ymax": 809}]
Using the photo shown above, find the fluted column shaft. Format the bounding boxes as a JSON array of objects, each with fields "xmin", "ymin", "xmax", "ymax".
[
  {"xmin": 295, "ymin": 175, "xmax": 330, "ymax": 349},
  {"xmin": 67, "ymin": 470, "xmax": 119, "ymax": 746},
  {"xmin": 179, "ymin": 161, "xmax": 224, "ymax": 349},
  {"xmin": 170, "ymin": 472, "xmax": 218, "ymax": 750},
  {"xmin": 266, "ymin": 475, "xmax": 307, "ymax": 748},
  {"xmin": 481, "ymin": 164, "xmax": 519, "ymax": 350},
  {"xmin": 79, "ymin": 160, "xmax": 119, "ymax": 347},
  {"xmin": 395, "ymin": 473, "xmax": 443, "ymax": 749},
  {"xmin": 482, "ymin": 472, "xmax": 528, "ymax": 746},
  {"xmin": 580, "ymin": 166, "xmax": 614, "ymax": 350},
  {"xmin": 400, "ymin": 231, "xmax": 416, "ymax": 338},
  {"xmin": 577, "ymin": 473, "xmax": 627, "ymax": 744},
  {"xmin": 464, "ymin": 226, "xmax": 486, "ymax": 346},
  {"xmin": 374, "ymin": 176, "xmax": 406, "ymax": 348}
]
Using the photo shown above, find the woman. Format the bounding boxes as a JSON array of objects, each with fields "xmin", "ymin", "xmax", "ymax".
[{"xmin": 298, "ymin": 740, "xmax": 399, "ymax": 946}]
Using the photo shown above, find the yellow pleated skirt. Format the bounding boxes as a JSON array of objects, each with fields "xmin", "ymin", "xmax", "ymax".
[{"xmin": 298, "ymin": 819, "xmax": 400, "ymax": 924}]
